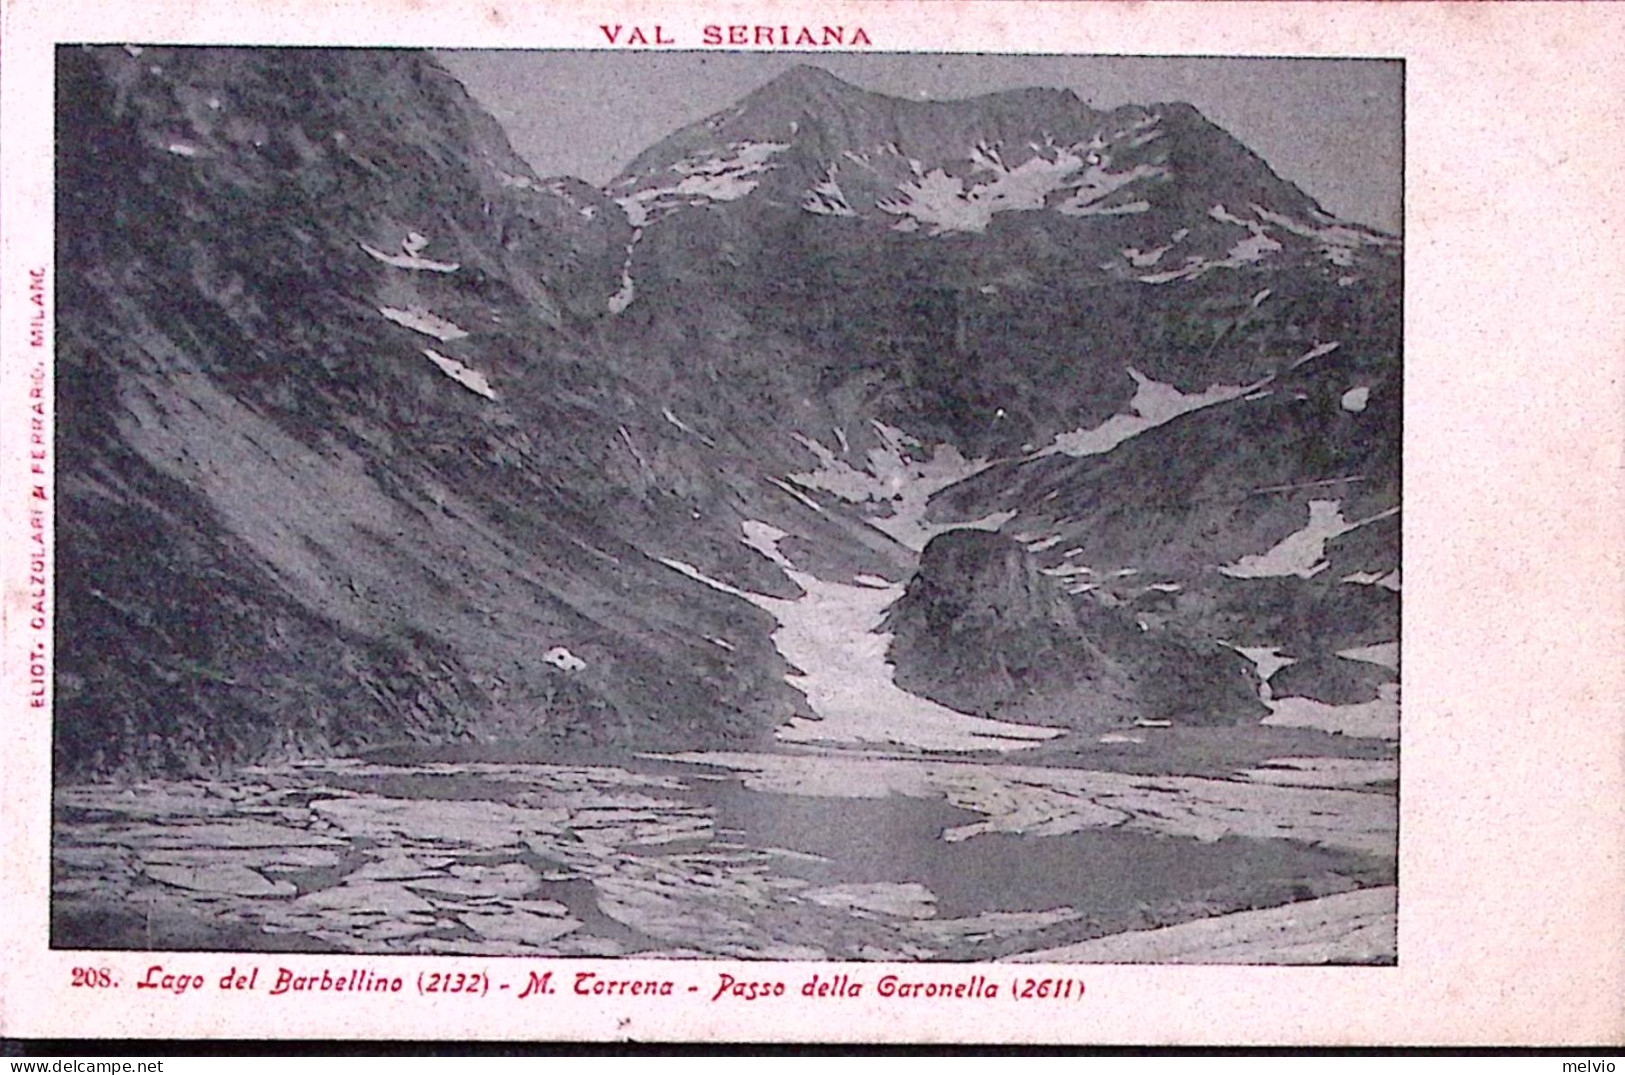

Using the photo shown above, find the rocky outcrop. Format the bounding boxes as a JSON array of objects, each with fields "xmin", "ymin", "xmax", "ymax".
[{"xmin": 884, "ymin": 530, "xmax": 1266, "ymax": 730}]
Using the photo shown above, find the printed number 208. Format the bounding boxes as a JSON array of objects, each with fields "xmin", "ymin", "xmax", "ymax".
[{"xmin": 71, "ymin": 967, "xmax": 114, "ymax": 987}]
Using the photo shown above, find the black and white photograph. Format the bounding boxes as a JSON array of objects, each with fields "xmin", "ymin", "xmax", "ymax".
[{"xmin": 44, "ymin": 44, "xmax": 1405, "ymax": 965}]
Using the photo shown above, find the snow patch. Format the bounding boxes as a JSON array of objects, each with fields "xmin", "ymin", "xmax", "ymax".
[
  {"xmin": 617, "ymin": 141, "xmax": 788, "ymax": 226},
  {"xmin": 1123, "ymin": 245, "xmax": 1171, "ymax": 267},
  {"xmin": 1061, "ymin": 199, "xmax": 1151, "ymax": 218},
  {"xmin": 1138, "ymin": 263, "xmax": 1208, "ymax": 285},
  {"xmin": 789, "ymin": 422, "xmax": 1005, "ymax": 549},
  {"xmin": 802, "ymin": 165, "xmax": 857, "ymax": 217},
  {"xmin": 1342, "ymin": 569, "xmax": 1401, "ymax": 592},
  {"xmin": 1290, "ymin": 341, "xmax": 1341, "ymax": 369},
  {"xmin": 1138, "ymin": 210, "xmax": 1291, "ymax": 284},
  {"xmin": 766, "ymin": 477, "xmax": 824, "ymax": 514},
  {"xmin": 1227, "ymin": 226, "xmax": 1282, "ymax": 263},
  {"xmin": 1228, "ymin": 645, "xmax": 1297, "ymax": 700},
  {"xmin": 606, "ymin": 269, "xmax": 636, "ymax": 314},
  {"xmin": 660, "ymin": 406, "xmax": 714, "ymax": 446},
  {"xmin": 1220, "ymin": 501, "xmax": 1399, "ymax": 580},
  {"xmin": 1252, "ymin": 204, "xmax": 1387, "ymax": 250},
  {"xmin": 876, "ymin": 168, "xmax": 988, "ymax": 234},
  {"xmin": 1264, "ymin": 685, "xmax": 1399, "ymax": 740},
  {"xmin": 1250, "ymin": 204, "xmax": 1393, "ymax": 268}
]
